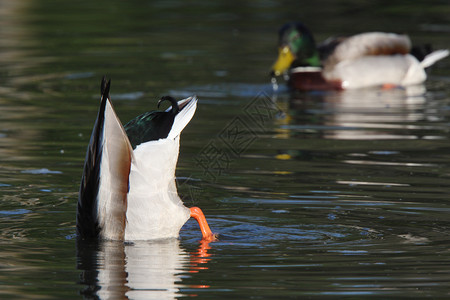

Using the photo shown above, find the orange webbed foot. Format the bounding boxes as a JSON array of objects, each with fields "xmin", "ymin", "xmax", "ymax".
[{"xmin": 190, "ymin": 207, "xmax": 217, "ymax": 241}]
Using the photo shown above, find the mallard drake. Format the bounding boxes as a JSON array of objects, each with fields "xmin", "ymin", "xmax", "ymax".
[
  {"xmin": 271, "ymin": 22, "xmax": 449, "ymax": 90},
  {"xmin": 77, "ymin": 77, "xmax": 215, "ymax": 241}
]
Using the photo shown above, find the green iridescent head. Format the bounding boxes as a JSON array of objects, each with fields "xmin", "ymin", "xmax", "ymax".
[{"xmin": 272, "ymin": 22, "xmax": 321, "ymax": 75}]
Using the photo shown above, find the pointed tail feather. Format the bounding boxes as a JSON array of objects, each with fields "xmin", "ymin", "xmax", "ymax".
[
  {"xmin": 167, "ymin": 96, "xmax": 198, "ymax": 140},
  {"xmin": 101, "ymin": 76, "xmax": 110, "ymax": 98},
  {"xmin": 77, "ymin": 77, "xmax": 134, "ymax": 240},
  {"xmin": 420, "ymin": 49, "xmax": 449, "ymax": 68},
  {"xmin": 77, "ymin": 82, "xmax": 109, "ymax": 239}
]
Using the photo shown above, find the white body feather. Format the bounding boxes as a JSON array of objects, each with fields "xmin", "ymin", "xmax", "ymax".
[
  {"xmin": 125, "ymin": 136, "xmax": 190, "ymax": 240},
  {"xmin": 320, "ymin": 32, "xmax": 449, "ymax": 89},
  {"xmin": 323, "ymin": 54, "xmax": 426, "ymax": 89},
  {"xmin": 124, "ymin": 96, "xmax": 197, "ymax": 240}
]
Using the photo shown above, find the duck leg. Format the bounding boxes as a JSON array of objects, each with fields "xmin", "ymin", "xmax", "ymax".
[{"xmin": 190, "ymin": 207, "xmax": 216, "ymax": 241}]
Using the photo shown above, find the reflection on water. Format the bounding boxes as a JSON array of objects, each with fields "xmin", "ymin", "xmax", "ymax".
[
  {"xmin": 77, "ymin": 239, "xmax": 212, "ymax": 299},
  {"xmin": 285, "ymin": 85, "xmax": 430, "ymax": 140}
]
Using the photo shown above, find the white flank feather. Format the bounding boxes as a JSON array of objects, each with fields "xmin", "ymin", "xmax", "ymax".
[
  {"xmin": 324, "ymin": 54, "xmax": 426, "ymax": 89},
  {"xmin": 420, "ymin": 49, "xmax": 449, "ymax": 68}
]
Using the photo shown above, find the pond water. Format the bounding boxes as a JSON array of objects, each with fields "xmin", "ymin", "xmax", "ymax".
[{"xmin": 1, "ymin": 0, "xmax": 450, "ymax": 299}]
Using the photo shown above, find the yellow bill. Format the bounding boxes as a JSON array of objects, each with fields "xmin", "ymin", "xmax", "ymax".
[{"xmin": 271, "ymin": 46, "xmax": 295, "ymax": 76}]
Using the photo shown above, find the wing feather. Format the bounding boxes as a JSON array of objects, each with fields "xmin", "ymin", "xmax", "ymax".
[
  {"xmin": 324, "ymin": 32, "xmax": 411, "ymax": 68},
  {"xmin": 167, "ymin": 96, "xmax": 198, "ymax": 140},
  {"xmin": 77, "ymin": 78, "xmax": 133, "ymax": 240}
]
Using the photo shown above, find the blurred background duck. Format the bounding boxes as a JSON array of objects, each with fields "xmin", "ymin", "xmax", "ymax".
[
  {"xmin": 271, "ymin": 22, "xmax": 449, "ymax": 91},
  {"xmin": 77, "ymin": 77, "xmax": 215, "ymax": 242}
]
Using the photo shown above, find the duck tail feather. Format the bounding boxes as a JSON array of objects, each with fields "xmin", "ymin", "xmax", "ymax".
[
  {"xmin": 420, "ymin": 49, "xmax": 449, "ymax": 68},
  {"xmin": 167, "ymin": 96, "xmax": 198, "ymax": 140}
]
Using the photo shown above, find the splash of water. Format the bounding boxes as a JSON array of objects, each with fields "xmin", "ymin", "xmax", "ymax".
[{"xmin": 271, "ymin": 76, "xmax": 278, "ymax": 92}]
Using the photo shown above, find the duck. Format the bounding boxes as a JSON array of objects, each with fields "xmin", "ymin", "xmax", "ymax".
[
  {"xmin": 77, "ymin": 77, "xmax": 215, "ymax": 241},
  {"xmin": 271, "ymin": 22, "xmax": 449, "ymax": 91}
]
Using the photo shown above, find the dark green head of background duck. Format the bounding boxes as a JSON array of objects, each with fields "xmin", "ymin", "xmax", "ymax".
[{"xmin": 271, "ymin": 22, "xmax": 321, "ymax": 76}]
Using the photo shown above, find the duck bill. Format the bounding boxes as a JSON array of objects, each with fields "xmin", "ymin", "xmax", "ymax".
[
  {"xmin": 271, "ymin": 46, "xmax": 295, "ymax": 76},
  {"xmin": 190, "ymin": 207, "xmax": 216, "ymax": 241}
]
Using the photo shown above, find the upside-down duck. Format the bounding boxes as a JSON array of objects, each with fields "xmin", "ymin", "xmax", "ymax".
[{"xmin": 77, "ymin": 77, "xmax": 214, "ymax": 241}]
